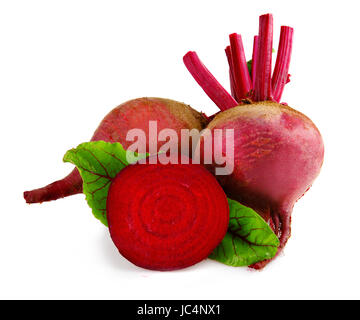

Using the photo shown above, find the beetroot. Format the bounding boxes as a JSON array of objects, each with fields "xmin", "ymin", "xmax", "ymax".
[
  {"xmin": 184, "ymin": 14, "xmax": 324, "ymax": 268},
  {"xmin": 199, "ymin": 102, "xmax": 324, "ymax": 268},
  {"xmin": 24, "ymin": 97, "xmax": 206, "ymax": 204},
  {"xmin": 106, "ymin": 155, "xmax": 229, "ymax": 271}
]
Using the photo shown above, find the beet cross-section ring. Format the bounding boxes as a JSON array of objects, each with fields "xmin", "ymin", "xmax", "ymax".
[{"xmin": 106, "ymin": 155, "xmax": 230, "ymax": 271}]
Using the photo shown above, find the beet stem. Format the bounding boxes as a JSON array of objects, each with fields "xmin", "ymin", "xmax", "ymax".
[
  {"xmin": 225, "ymin": 46, "xmax": 238, "ymax": 101},
  {"xmin": 183, "ymin": 51, "xmax": 238, "ymax": 111},
  {"xmin": 229, "ymin": 33, "xmax": 252, "ymax": 100},
  {"xmin": 272, "ymin": 26, "xmax": 294, "ymax": 102},
  {"xmin": 251, "ymin": 35, "xmax": 259, "ymax": 87},
  {"xmin": 253, "ymin": 14, "xmax": 274, "ymax": 101}
]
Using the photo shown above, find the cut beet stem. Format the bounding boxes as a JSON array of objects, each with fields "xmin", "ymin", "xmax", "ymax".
[
  {"xmin": 229, "ymin": 33, "xmax": 252, "ymax": 100},
  {"xmin": 272, "ymin": 26, "xmax": 294, "ymax": 102},
  {"xmin": 225, "ymin": 46, "xmax": 238, "ymax": 101},
  {"xmin": 253, "ymin": 14, "xmax": 274, "ymax": 101},
  {"xmin": 183, "ymin": 51, "xmax": 238, "ymax": 111},
  {"xmin": 251, "ymin": 35, "xmax": 259, "ymax": 87}
]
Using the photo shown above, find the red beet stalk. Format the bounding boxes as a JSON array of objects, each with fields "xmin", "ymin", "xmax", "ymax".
[
  {"xmin": 253, "ymin": 14, "xmax": 274, "ymax": 101},
  {"xmin": 272, "ymin": 26, "xmax": 294, "ymax": 102},
  {"xmin": 183, "ymin": 51, "xmax": 238, "ymax": 111},
  {"xmin": 251, "ymin": 35, "xmax": 259, "ymax": 87},
  {"xmin": 225, "ymin": 46, "xmax": 238, "ymax": 101},
  {"xmin": 229, "ymin": 33, "xmax": 252, "ymax": 100}
]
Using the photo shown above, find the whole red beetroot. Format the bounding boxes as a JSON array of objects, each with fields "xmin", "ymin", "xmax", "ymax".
[
  {"xmin": 24, "ymin": 97, "xmax": 206, "ymax": 204},
  {"xmin": 184, "ymin": 14, "xmax": 324, "ymax": 268},
  {"xmin": 198, "ymin": 102, "xmax": 324, "ymax": 268}
]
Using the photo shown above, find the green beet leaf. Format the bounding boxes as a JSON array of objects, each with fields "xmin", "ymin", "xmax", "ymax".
[
  {"xmin": 247, "ymin": 59, "xmax": 253, "ymax": 76},
  {"xmin": 209, "ymin": 198, "xmax": 280, "ymax": 267},
  {"xmin": 63, "ymin": 141, "xmax": 147, "ymax": 226}
]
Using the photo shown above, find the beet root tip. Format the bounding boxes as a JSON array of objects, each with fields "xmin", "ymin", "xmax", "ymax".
[
  {"xmin": 23, "ymin": 168, "xmax": 83, "ymax": 204},
  {"xmin": 250, "ymin": 206, "xmax": 292, "ymax": 269}
]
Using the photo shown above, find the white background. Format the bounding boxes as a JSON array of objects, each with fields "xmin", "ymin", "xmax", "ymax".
[{"xmin": 0, "ymin": 0, "xmax": 359, "ymax": 299}]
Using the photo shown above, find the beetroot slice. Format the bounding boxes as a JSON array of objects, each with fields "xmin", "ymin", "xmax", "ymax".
[{"xmin": 106, "ymin": 159, "xmax": 229, "ymax": 271}]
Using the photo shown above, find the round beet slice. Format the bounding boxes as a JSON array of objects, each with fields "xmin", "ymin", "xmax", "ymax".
[{"xmin": 106, "ymin": 157, "xmax": 229, "ymax": 271}]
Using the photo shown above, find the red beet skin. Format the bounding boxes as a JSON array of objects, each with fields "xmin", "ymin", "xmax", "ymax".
[
  {"xmin": 106, "ymin": 156, "xmax": 229, "ymax": 271},
  {"xmin": 198, "ymin": 102, "xmax": 324, "ymax": 268},
  {"xmin": 24, "ymin": 98, "xmax": 206, "ymax": 204}
]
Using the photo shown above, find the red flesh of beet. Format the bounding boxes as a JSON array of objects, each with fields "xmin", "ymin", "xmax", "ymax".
[
  {"xmin": 24, "ymin": 98, "xmax": 206, "ymax": 204},
  {"xmin": 184, "ymin": 14, "xmax": 324, "ymax": 268},
  {"xmin": 106, "ymin": 155, "xmax": 229, "ymax": 271}
]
